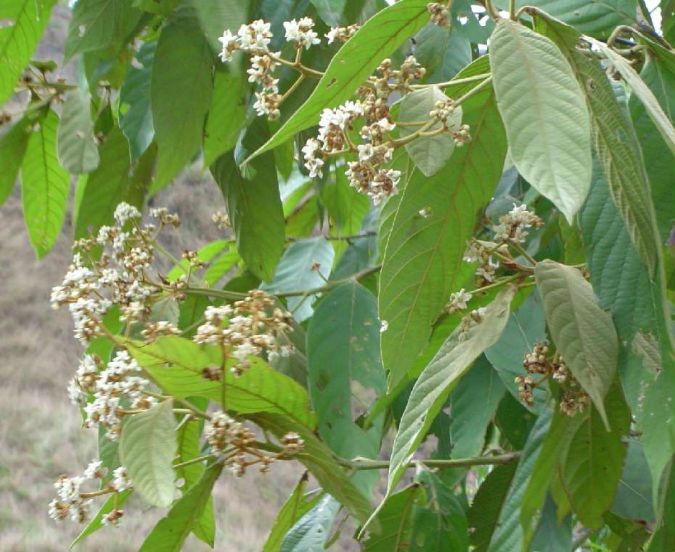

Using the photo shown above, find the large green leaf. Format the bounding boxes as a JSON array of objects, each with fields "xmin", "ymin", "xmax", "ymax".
[
  {"xmin": 65, "ymin": 0, "xmax": 142, "ymax": 59},
  {"xmin": 119, "ymin": 399, "xmax": 177, "ymax": 508},
  {"xmin": 590, "ymin": 39, "xmax": 675, "ymax": 153},
  {"xmin": 120, "ymin": 41, "xmax": 155, "ymax": 161},
  {"xmin": 307, "ymin": 283, "xmax": 386, "ymax": 476},
  {"xmin": 264, "ymin": 477, "xmax": 322, "ymax": 552},
  {"xmin": 0, "ymin": 117, "xmax": 31, "ymax": 205},
  {"xmin": 489, "ymin": 19, "xmax": 591, "ymax": 223},
  {"xmin": 245, "ymin": 0, "xmax": 431, "ymax": 163},
  {"xmin": 192, "ymin": 0, "xmax": 248, "ymax": 51},
  {"xmin": 398, "ymin": 86, "xmax": 462, "ymax": 177},
  {"xmin": 561, "ymin": 383, "xmax": 630, "ymax": 528},
  {"xmin": 139, "ymin": 463, "xmax": 222, "ymax": 551},
  {"xmin": 126, "ymin": 336, "xmax": 315, "ymax": 428},
  {"xmin": 57, "ymin": 87, "xmax": 99, "ymax": 174},
  {"xmin": 383, "ymin": 287, "xmax": 515, "ymax": 508},
  {"xmin": 203, "ymin": 69, "xmax": 247, "ymax": 168},
  {"xmin": 151, "ymin": 6, "xmax": 213, "ymax": 189},
  {"xmin": 0, "ymin": 0, "xmax": 56, "ymax": 105},
  {"xmin": 262, "ymin": 237, "xmax": 335, "ymax": 321},
  {"xmin": 211, "ymin": 122, "xmax": 285, "ymax": 282},
  {"xmin": 487, "ymin": 408, "xmax": 552, "ymax": 551},
  {"xmin": 379, "ymin": 73, "xmax": 506, "ymax": 388},
  {"xmin": 537, "ymin": 17, "xmax": 662, "ymax": 275},
  {"xmin": 630, "ymin": 56, "xmax": 675, "ymax": 241},
  {"xmin": 611, "ymin": 439, "xmax": 654, "ymax": 523},
  {"xmin": 534, "ymin": 260, "xmax": 618, "ymax": 427},
  {"xmin": 362, "ymin": 484, "xmax": 422, "ymax": 551},
  {"xmin": 20, "ymin": 109, "xmax": 70, "ymax": 258},
  {"xmin": 447, "ymin": 357, "xmax": 505, "ymax": 459},
  {"xmin": 74, "ymin": 127, "xmax": 132, "ymax": 239},
  {"xmin": 280, "ymin": 495, "xmax": 339, "ymax": 552}
]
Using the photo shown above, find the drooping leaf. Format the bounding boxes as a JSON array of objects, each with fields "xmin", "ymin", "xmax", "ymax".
[
  {"xmin": 120, "ymin": 41, "xmax": 156, "ymax": 161},
  {"xmin": 447, "ymin": 357, "xmax": 505, "ymax": 459},
  {"xmin": 398, "ymin": 86, "xmax": 462, "ymax": 176},
  {"xmin": 74, "ymin": 127, "xmax": 132, "ymax": 239},
  {"xmin": 383, "ymin": 287, "xmax": 515, "ymax": 509},
  {"xmin": 264, "ymin": 476, "xmax": 322, "ymax": 552},
  {"xmin": 119, "ymin": 399, "xmax": 177, "ymax": 508},
  {"xmin": 489, "ymin": 19, "xmax": 592, "ymax": 223},
  {"xmin": 611, "ymin": 439, "xmax": 655, "ymax": 523},
  {"xmin": 0, "ymin": 117, "xmax": 31, "ymax": 205},
  {"xmin": 561, "ymin": 383, "xmax": 630, "ymax": 528},
  {"xmin": 379, "ymin": 70, "xmax": 506, "ymax": 388},
  {"xmin": 151, "ymin": 5, "xmax": 213, "ymax": 189},
  {"xmin": 211, "ymin": 122, "xmax": 285, "ymax": 282},
  {"xmin": 648, "ymin": 458, "xmax": 675, "ymax": 550},
  {"xmin": 203, "ymin": 69, "xmax": 247, "ymax": 167},
  {"xmin": 65, "ymin": 0, "xmax": 142, "ymax": 59},
  {"xmin": 307, "ymin": 283, "xmax": 386, "ymax": 486},
  {"xmin": 0, "ymin": 0, "xmax": 56, "ymax": 105},
  {"xmin": 57, "ymin": 86, "xmax": 99, "ymax": 174},
  {"xmin": 280, "ymin": 495, "xmax": 340, "ymax": 552},
  {"xmin": 125, "ymin": 336, "xmax": 315, "ymax": 428},
  {"xmin": 246, "ymin": 0, "xmax": 432, "ymax": 163},
  {"xmin": 20, "ymin": 109, "xmax": 70, "ymax": 258},
  {"xmin": 487, "ymin": 408, "xmax": 552, "ymax": 551},
  {"xmin": 262, "ymin": 237, "xmax": 335, "ymax": 321},
  {"xmin": 534, "ymin": 260, "xmax": 618, "ymax": 427},
  {"xmin": 139, "ymin": 463, "xmax": 222, "ymax": 552},
  {"xmin": 362, "ymin": 484, "xmax": 422, "ymax": 551}
]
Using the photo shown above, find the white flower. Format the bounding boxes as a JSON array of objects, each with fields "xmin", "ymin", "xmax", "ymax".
[
  {"xmin": 218, "ymin": 29, "xmax": 238, "ymax": 62},
  {"xmin": 113, "ymin": 202, "xmax": 141, "ymax": 225},
  {"xmin": 83, "ymin": 460, "xmax": 107, "ymax": 481},
  {"xmin": 112, "ymin": 467, "xmax": 132, "ymax": 492},
  {"xmin": 380, "ymin": 320, "xmax": 389, "ymax": 333},
  {"xmin": 283, "ymin": 17, "xmax": 320, "ymax": 49},
  {"xmin": 302, "ymin": 138, "xmax": 324, "ymax": 178},
  {"xmin": 448, "ymin": 289, "xmax": 472, "ymax": 311},
  {"xmin": 237, "ymin": 20, "xmax": 272, "ymax": 51}
]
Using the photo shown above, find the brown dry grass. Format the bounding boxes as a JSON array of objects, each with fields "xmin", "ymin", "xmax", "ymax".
[{"xmin": 0, "ymin": 176, "xmax": 304, "ymax": 551}]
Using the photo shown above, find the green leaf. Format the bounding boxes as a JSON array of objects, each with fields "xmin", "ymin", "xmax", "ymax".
[
  {"xmin": 211, "ymin": 122, "xmax": 285, "ymax": 282},
  {"xmin": 280, "ymin": 495, "xmax": 340, "ymax": 552},
  {"xmin": 489, "ymin": 20, "xmax": 592, "ymax": 223},
  {"xmin": 487, "ymin": 408, "xmax": 552, "ymax": 551},
  {"xmin": 126, "ymin": 336, "xmax": 315, "ymax": 428},
  {"xmin": 203, "ymin": 70, "xmax": 247, "ymax": 167},
  {"xmin": 561, "ymin": 383, "xmax": 630, "ymax": 528},
  {"xmin": 264, "ymin": 476, "xmax": 322, "ymax": 552},
  {"xmin": 65, "ymin": 0, "xmax": 142, "ymax": 59},
  {"xmin": 20, "ymin": 109, "xmax": 70, "ymax": 258},
  {"xmin": 119, "ymin": 399, "xmax": 177, "ymax": 508},
  {"xmin": 630, "ymin": 56, "xmax": 675, "ymax": 241},
  {"xmin": 262, "ymin": 237, "xmax": 335, "ymax": 321},
  {"xmin": 192, "ymin": 0, "xmax": 248, "ymax": 51},
  {"xmin": 310, "ymin": 0, "xmax": 347, "ymax": 26},
  {"xmin": 447, "ymin": 357, "xmax": 505, "ymax": 459},
  {"xmin": 120, "ymin": 41, "xmax": 155, "ymax": 161},
  {"xmin": 468, "ymin": 463, "xmax": 518, "ymax": 551},
  {"xmin": 362, "ymin": 484, "xmax": 422, "ymax": 551},
  {"xmin": 649, "ymin": 458, "xmax": 675, "ymax": 550},
  {"xmin": 399, "ymin": 86, "xmax": 462, "ymax": 176},
  {"xmin": 0, "ymin": 117, "xmax": 31, "ymax": 205},
  {"xmin": 307, "ymin": 283, "xmax": 386, "ymax": 474},
  {"xmin": 70, "ymin": 490, "xmax": 132, "ymax": 548},
  {"xmin": 383, "ymin": 287, "xmax": 515, "ymax": 507},
  {"xmin": 57, "ymin": 87, "xmax": 99, "ymax": 174},
  {"xmin": 245, "ymin": 0, "xmax": 431, "ymax": 163},
  {"xmin": 151, "ymin": 6, "xmax": 213, "ymax": 190},
  {"xmin": 537, "ymin": 19, "xmax": 662, "ymax": 275},
  {"xmin": 74, "ymin": 127, "xmax": 132, "ymax": 240},
  {"xmin": 535, "ymin": 260, "xmax": 619, "ymax": 427},
  {"xmin": 611, "ymin": 439, "xmax": 655, "ymax": 522},
  {"xmin": 379, "ymin": 72, "xmax": 506, "ymax": 388},
  {"xmin": 0, "ymin": 0, "xmax": 56, "ymax": 105},
  {"xmin": 139, "ymin": 463, "xmax": 222, "ymax": 552},
  {"xmin": 496, "ymin": 0, "xmax": 638, "ymax": 37},
  {"xmin": 590, "ymin": 39, "xmax": 675, "ymax": 153}
]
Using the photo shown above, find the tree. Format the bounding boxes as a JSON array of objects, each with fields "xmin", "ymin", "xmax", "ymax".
[{"xmin": 1, "ymin": 0, "xmax": 674, "ymax": 549}]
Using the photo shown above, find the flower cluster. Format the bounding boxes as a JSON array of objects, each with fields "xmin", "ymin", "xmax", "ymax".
[
  {"xmin": 458, "ymin": 307, "xmax": 487, "ymax": 339},
  {"xmin": 194, "ymin": 290, "xmax": 294, "ymax": 375},
  {"xmin": 446, "ymin": 288, "xmax": 473, "ymax": 313},
  {"xmin": 205, "ymin": 412, "xmax": 304, "ymax": 476},
  {"xmin": 492, "ymin": 204, "xmax": 543, "ymax": 244},
  {"xmin": 427, "ymin": 2, "xmax": 450, "ymax": 27},
  {"xmin": 325, "ymin": 24, "xmax": 360, "ymax": 44},
  {"xmin": 464, "ymin": 240, "xmax": 502, "ymax": 285},
  {"xmin": 49, "ymin": 461, "xmax": 131, "ymax": 526},
  {"xmin": 516, "ymin": 342, "xmax": 589, "ymax": 415}
]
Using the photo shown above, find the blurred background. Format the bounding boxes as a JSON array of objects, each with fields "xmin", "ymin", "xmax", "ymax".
[{"xmin": 0, "ymin": 5, "xmax": 304, "ymax": 550}]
